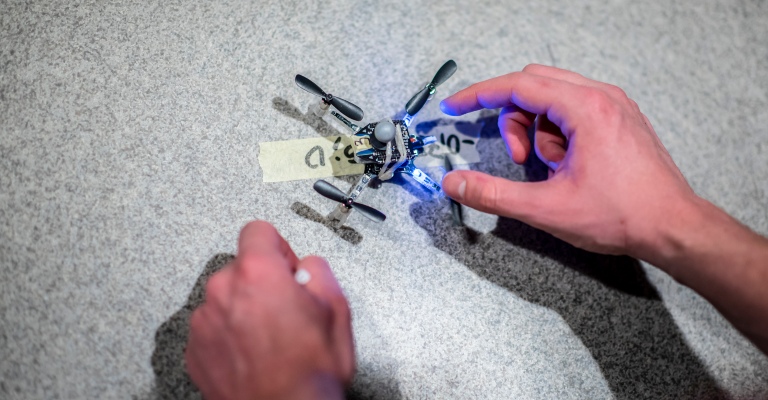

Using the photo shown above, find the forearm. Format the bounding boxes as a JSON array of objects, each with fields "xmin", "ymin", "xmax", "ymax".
[{"xmin": 636, "ymin": 197, "xmax": 768, "ymax": 353}]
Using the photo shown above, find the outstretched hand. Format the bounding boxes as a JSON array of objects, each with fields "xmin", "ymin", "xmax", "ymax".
[
  {"xmin": 185, "ymin": 221, "xmax": 354, "ymax": 400},
  {"xmin": 441, "ymin": 65, "xmax": 768, "ymax": 353},
  {"xmin": 440, "ymin": 64, "xmax": 697, "ymax": 260}
]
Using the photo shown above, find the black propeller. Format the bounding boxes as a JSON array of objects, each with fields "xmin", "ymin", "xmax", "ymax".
[
  {"xmin": 405, "ymin": 60, "xmax": 458, "ymax": 116},
  {"xmin": 295, "ymin": 74, "xmax": 365, "ymax": 121},
  {"xmin": 444, "ymin": 156, "xmax": 464, "ymax": 227},
  {"xmin": 313, "ymin": 180, "xmax": 386, "ymax": 223}
]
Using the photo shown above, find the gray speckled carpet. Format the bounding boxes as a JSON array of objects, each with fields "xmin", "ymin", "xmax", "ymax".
[{"xmin": 2, "ymin": 1, "xmax": 768, "ymax": 399}]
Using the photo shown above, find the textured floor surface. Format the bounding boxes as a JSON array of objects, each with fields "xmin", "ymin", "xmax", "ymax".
[{"xmin": 2, "ymin": 1, "xmax": 768, "ymax": 399}]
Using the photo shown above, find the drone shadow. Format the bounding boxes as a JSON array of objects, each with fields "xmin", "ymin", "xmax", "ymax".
[
  {"xmin": 408, "ymin": 115, "xmax": 727, "ymax": 399},
  {"xmin": 272, "ymin": 96, "xmax": 339, "ymax": 137},
  {"xmin": 290, "ymin": 202, "xmax": 363, "ymax": 245}
]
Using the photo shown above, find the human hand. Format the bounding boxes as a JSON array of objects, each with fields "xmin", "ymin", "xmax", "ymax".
[
  {"xmin": 440, "ymin": 64, "xmax": 699, "ymax": 260},
  {"xmin": 185, "ymin": 221, "xmax": 355, "ymax": 400}
]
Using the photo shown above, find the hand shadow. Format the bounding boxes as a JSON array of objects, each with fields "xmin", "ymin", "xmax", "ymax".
[
  {"xmin": 149, "ymin": 253, "xmax": 234, "ymax": 400},
  {"xmin": 408, "ymin": 114, "xmax": 727, "ymax": 399}
]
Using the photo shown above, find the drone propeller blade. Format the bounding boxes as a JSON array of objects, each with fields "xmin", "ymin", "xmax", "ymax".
[
  {"xmin": 296, "ymin": 75, "xmax": 365, "ymax": 121},
  {"xmin": 405, "ymin": 60, "xmax": 458, "ymax": 116},
  {"xmin": 405, "ymin": 86, "xmax": 430, "ymax": 116},
  {"xmin": 432, "ymin": 59, "xmax": 458, "ymax": 87},
  {"xmin": 313, "ymin": 180, "xmax": 348, "ymax": 204},
  {"xmin": 444, "ymin": 156, "xmax": 464, "ymax": 226},
  {"xmin": 444, "ymin": 155, "xmax": 454, "ymax": 172},
  {"xmin": 295, "ymin": 74, "xmax": 326, "ymax": 98},
  {"xmin": 349, "ymin": 201, "xmax": 386, "ymax": 223},
  {"xmin": 449, "ymin": 198, "xmax": 463, "ymax": 226},
  {"xmin": 330, "ymin": 96, "xmax": 365, "ymax": 121}
]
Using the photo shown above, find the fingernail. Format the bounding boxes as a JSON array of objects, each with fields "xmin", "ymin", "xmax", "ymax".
[
  {"xmin": 457, "ymin": 179, "xmax": 466, "ymax": 199},
  {"xmin": 443, "ymin": 172, "xmax": 466, "ymax": 201},
  {"xmin": 440, "ymin": 99, "xmax": 457, "ymax": 116},
  {"xmin": 439, "ymin": 100, "xmax": 453, "ymax": 115}
]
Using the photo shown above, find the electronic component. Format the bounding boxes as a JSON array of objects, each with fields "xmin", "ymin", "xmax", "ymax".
[{"xmin": 295, "ymin": 60, "xmax": 458, "ymax": 226}]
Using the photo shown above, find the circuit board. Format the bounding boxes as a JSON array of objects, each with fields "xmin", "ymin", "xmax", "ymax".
[{"xmin": 352, "ymin": 120, "xmax": 431, "ymax": 176}]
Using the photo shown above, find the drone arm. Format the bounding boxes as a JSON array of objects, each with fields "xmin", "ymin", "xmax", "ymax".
[
  {"xmin": 347, "ymin": 173, "xmax": 374, "ymax": 202},
  {"xmin": 327, "ymin": 203, "xmax": 352, "ymax": 228},
  {"xmin": 331, "ymin": 111, "xmax": 359, "ymax": 132},
  {"xmin": 377, "ymin": 118, "xmax": 409, "ymax": 181},
  {"xmin": 403, "ymin": 113, "xmax": 415, "ymax": 127},
  {"xmin": 311, "ymin": 99, "xmax": 330, "ymax": 118},
  {"xmin": 401, "ymin": 162, "xmax": 443, "ymax": 195}
]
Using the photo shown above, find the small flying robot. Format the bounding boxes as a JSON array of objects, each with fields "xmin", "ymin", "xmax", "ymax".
[{"xmin": 295, "ymin": 60, "xmax": 459, "ymax": 227}]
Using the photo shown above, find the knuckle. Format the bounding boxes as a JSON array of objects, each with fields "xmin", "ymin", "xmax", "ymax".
[
  {"xmin": 582, "ymin": 87, "xmax": 606, "ymax": 104},
  {"xmin": 522, "ymin": 63, "xmax": 545, "ymax": 74},
  {"xmin": 464, "ymin": 82, "xmax": 482, "ymax": 99},
  {"xmin": 236, "ymin": 253, "xmax": 284, "ymax": 282},
  {"xmin": 238, "ymin": 252, "xmax": 267, "ymax": 270},
  {"xmin": 506, "ymin": 71, "xmax": 524, "ymax": 85},
  {"xmin": 584, "ymin": 89, "xmax": 619, "ymax": 118},
  {"xmin": 604, "ymin": 84, "xmax": 628, "ymax": 100},
  {"xmin": 476, "ymin": 179, "xmax": 500, "ymax": 212},
  {"xmin": 204, "ymin": 273, "xmax": 226, "ymax": 300}
]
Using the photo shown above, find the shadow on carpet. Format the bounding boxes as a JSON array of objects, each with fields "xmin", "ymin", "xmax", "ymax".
[
  {"xmin": 408, "ymin": 114, "xmax": 728, "ymax": 399},
  {"xmin": 147, "ymin": 253, "xmax": 399, "ymax": 400},
  {"xmin": 148, "ymin": 253, "xmax": 234, "ymax": 399}
]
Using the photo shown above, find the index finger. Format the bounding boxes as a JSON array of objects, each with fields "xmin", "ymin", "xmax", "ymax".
[
  {"xmin": 238, "ymin": 221, "xmax": 300, "ymax": 267},
  {"xmin": 439, "ymin": 71, "xmax": 584, "ymax": 130}
]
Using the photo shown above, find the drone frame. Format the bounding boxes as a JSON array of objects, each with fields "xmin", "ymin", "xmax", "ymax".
[{"xmin": 297, "ymin": 60, "xmax": 458, "ymax": 227}]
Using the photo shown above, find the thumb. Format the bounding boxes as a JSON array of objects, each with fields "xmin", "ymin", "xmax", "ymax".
[
  {"xmin": 442, "ymin": 170, "xmax": 554, "ymax": 223},
  {"xmin": 296, "ymin": 256, "xmax": 355, "ymax": 381}
]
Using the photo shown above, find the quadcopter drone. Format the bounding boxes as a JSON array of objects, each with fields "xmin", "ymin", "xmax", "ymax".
[{"xmin": 295, "ymin": 60, "xmax": 461, "ymax": 227}]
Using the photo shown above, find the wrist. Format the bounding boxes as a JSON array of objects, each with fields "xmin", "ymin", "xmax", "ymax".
[
  {"xmin": 629, "ymin": 193, "xmax": 768, "ymax": 282},
  {"xmin": 627, "ymin": 194, "xmax": 713, "ymax": 279}
]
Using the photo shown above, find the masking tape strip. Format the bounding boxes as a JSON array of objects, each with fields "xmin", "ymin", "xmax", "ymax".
[
  {"xmin": 259, "ymin": 135, "xmax": 363, "ymax": 182},
  {"xmin": 258, "ymin": 121, "xmax": 483, "ymax": 182}
]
